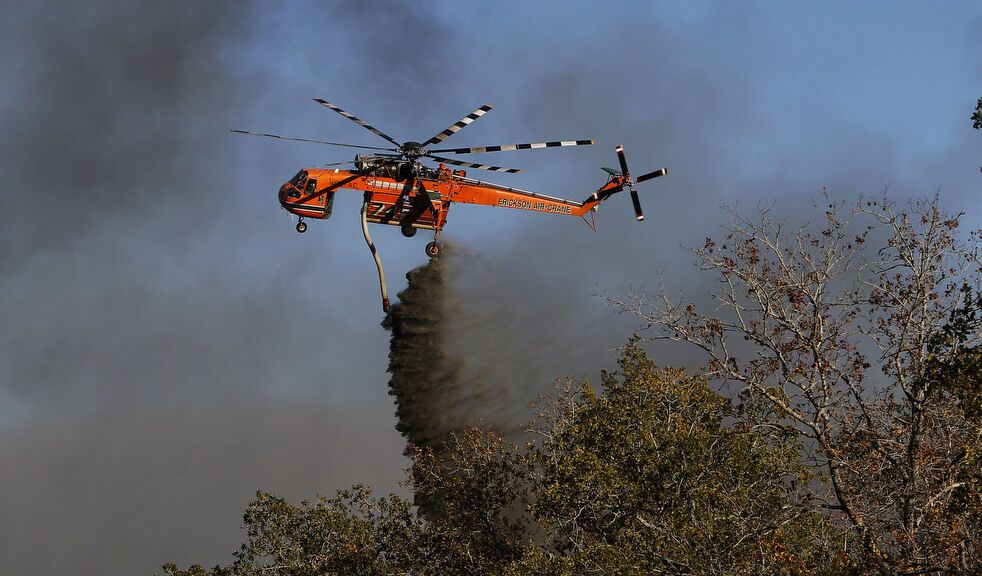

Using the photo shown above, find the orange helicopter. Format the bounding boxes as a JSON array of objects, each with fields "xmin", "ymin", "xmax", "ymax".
[{"xmin": 234, "ymin": 99, "xmax": 667, "ymax": 311}]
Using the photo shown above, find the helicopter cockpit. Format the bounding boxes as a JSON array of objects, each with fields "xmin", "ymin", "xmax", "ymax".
[
  {"xmin": 279, "ymin": 169, "xmax": 334, "ymax": 225},
  {"xmin": 282, "ymin": 169, "xmax": 316, "ymax": 199}
]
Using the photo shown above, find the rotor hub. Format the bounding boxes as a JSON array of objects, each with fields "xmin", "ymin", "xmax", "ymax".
[{"xmin": 400, "ymin": 141, "xmax": 426, "ymax": 159}]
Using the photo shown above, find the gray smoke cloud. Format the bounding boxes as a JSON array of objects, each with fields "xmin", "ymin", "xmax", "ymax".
[
  {"xmin": 383, "ymin": 242, "xmax": 624, "ymax": 455},
  {"xmin": 382, "ymin": 243, "xmax": 611, "ymax": 520},
  {"xmin": 0, "ymin": 2, "xmax": 465, "ymax": 575},
  {"xmin": 2, "ymin": 2, "xmax": 978, "ymax": 575},
  {"xmin": 382, "ymin": 243, "xmax": 536, "ymax": 444},
  {"xmin": 384, "ymin": 249, "xmax": 467, "ymax": 449}
]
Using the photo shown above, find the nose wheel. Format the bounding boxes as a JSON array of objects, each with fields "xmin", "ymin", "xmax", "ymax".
[
  {"xmin": 296, "ymin": 218, "xmax": 307, "ymax": 233},
  {"xmin": 425, "ymin": 241, "xmax": 442, "ymax": 258}
]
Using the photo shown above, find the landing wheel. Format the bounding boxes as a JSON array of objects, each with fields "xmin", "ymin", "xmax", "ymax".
[
  {"xmin": 401, "ymin": 224, "xmax": 417, "ymax": 238},
  {"xmin": 296, "ymin": 220, "xmax": 307, "ymax": 233},
  {"xmin": 425, "ymin": 242, "xmax": 442, "ymax": 258}
]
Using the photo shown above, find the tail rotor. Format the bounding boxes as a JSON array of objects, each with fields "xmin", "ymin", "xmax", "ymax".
[{"xmin": 611, "ymin": 145, "xmax": 667, "ymax": 221}]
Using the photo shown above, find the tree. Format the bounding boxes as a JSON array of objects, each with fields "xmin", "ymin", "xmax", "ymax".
[
  {"xmin": 164, "ymin": 197, "xmax": 981, "ymax": 575},
  {"xmin": 925, "ymin": 283, "xmax": 982, "ymax": 420},
  {"xmin": 163, "ymin": 431, "xmax": 532, "ymax": 576},
  {"xmin": 527, "ymin": 338, "xmax": 831, "ymax": 575},
  {"xmin": 161, "ymin": 487, "xmax": 422, "ymax": 576},
  {"xmin": 610, "ymin": 195, "xmax": 982, "ymax": 574},
  {"xmin": 974, "ymin": 96, "xmax": 981, "ymax": 172},
  {"xmin": 405, "ymin": 429, "xmax": 533, "ymax": 575}
]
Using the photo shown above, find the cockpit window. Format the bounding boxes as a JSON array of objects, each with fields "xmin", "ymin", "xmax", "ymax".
[
  {"xmin": 290, "ymin": 170, "xmax": 308, "ymax": 186},
  {"xmin": 287, "ymin": 170, "xmax": 308, "ymax": 198},
  {"xmin": 305, "ymin": 179, "xmax": 317, "ymax": 195}
]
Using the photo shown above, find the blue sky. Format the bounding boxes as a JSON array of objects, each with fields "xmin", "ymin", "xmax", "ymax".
[{"xmin": 0, "ymin": 1, "xmax": 979, "ymax": 574}]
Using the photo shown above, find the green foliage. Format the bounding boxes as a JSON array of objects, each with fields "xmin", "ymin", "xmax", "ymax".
[
  {"xmin": 532, "ymin": 337, "xmax": 827, "ymax": 575},
  {"xmin": 407, "ymin": 430, "xmax": 533, "ymax": 575},
  {"xmin": 162, "ymin": 487, "xmax": 421, "ymax": 576},
  {"xmin": 973, "ymin": 96, "xmax": 982, "ymax": 130}
]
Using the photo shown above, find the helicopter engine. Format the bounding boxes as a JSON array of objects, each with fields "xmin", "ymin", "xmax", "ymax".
[
  {"xmin": 355, "ymin": 154, "xmax": 421, "ymax": 180},
  {"xmin": 354, "ymin": 154, "xmax": 389, "ymax": 172}
]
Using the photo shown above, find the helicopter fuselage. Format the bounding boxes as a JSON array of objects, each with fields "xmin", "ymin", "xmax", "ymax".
[{"xmin": 278, "ymin": 161, "xmax": 607, "ymax": 235}]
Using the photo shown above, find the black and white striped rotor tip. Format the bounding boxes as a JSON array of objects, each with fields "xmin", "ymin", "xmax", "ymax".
[
  {"xmin": 313, "ymin": 98, "xmax": 401, "ymax": 147},
  {"xmin": 430, "ymin": 139, "xmax": 594, "ymax": 155},
  {"xmin": 427, "ymin": 154, "xmax": 522, "ymax": 173},
  {"xmin": 422, "ymin": 104, "xmax": 494, "ymax": 147}
]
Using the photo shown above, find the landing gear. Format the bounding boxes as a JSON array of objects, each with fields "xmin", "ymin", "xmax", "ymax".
[
  {"xmin": 296, "ymin": 218, "xmax": 307, "ymax": 233},
  {"xmin": 401, "ymin": 224, "xmax": 417, "ymax": 238},
  {"xmin": 425, "ymin": 241, "xmax": 442, "ymax": 258}
]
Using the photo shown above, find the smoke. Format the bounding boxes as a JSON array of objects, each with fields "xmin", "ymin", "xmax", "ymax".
[
  {"xmin": 383, "ymin": 248, "xmax": 463, "ymax": 448},
  {"xmin": 383, "ymin": 240, "xmax": 634, "ymax": 456},
  {"xmin": 0, "ymin": 2, "xmax": 465, "ymax": 575},
  {"xmin": 1, "ymin": 2, "xmax": 977, "ymax": 575},
  {"xmin": 1, "ymin": 3, "xmax": 248, "ymax": 264},
  {"xmin": 384, "ymin": 244, "xmax": 528, "ymax": 451},
  {"xmin": 384, "ymin": 243, "xmax": 578, "ymax": 520}
]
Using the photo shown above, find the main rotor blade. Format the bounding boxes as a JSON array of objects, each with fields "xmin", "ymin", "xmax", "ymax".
[
  {"xmin": 636, "ymin": 167, "xmax": 668, "ymax": 183},
  {"xmin": 313, "ymin": 98, "xmax": 402, "ymax": 147},
  {"xmin": 426, "ymin": 154, "xmax": 522, "ymax": 174},
  {"xmin": 231, "ymin": 130, "xmax": 397, "ymax": 151},
  {"xmin": 429, "ymin": 139, "xmax": 594, "ymax": 154},
  {"xmin": 421, "ymin": 104, "xmax": 493, "ymax": 147}
]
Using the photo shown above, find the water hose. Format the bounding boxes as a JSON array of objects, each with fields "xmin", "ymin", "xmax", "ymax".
[{"xmin": 361, "ymin": 194, "xmax": 390, "ymax": 312}]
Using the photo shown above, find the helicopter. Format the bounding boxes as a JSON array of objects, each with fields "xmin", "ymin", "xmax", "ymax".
[{"xmin": 233, "ymin": 98, "xmax": 667, "ymax": 311}]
